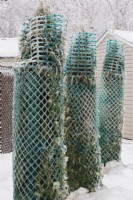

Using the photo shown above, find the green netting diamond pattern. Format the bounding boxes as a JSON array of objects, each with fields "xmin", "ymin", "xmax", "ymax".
[
  {"xmin": 63, "ymin": 32, "xmax": 102, "ymax": 192},
  {"xmin": 13, "ymin": 14, "xmax": 68, "ymax": 200},
  {"xmin": 98, "ymin": 40, "xmax": 125, "ymax": 165}
]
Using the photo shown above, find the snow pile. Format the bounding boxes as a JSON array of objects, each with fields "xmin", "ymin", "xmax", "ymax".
[
  {"xmin": 0, "ymin": 139, "xmax": 133, "ymax": 200},
  {"xmin": 0, "ymin": 154, "xmax": 13, "ymax": 200},
  {"xmin": 67, "ymin": 161, "xmax": 133, "ymax": 200},
  {"xmin": 67, "ymin": 186, "xmax": 133, "ymax": 200},
  {"xmin": 67, "ymin": 139, "xmax": 133, "ymax": 200}
]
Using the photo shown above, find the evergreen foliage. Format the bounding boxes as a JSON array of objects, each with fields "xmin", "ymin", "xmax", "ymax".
[
  {"xmin": 63, "ymin": 32, "xmax": 102, "ymax": 192},
  {"xmin": 98, "ymin": 39, "xmax": 125, "ymax": 165}
]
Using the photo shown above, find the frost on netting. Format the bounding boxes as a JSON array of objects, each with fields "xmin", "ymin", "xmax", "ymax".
[
  {"xmin": 19, "ymin": 19, "xmax": 31, "ymax": 60},
  {"xmin": 98, "ymin": 39, "xmax": 125, "ymax": 165},
  {"xmin": 0, "ymin": 67, "xmax": 13, "ymax": 154},
  {"xmin": 13, "ymin": 2, "xmax": 68, "ymax": 200},
  {"xmin": 63, "ymin": 32, "xmax": 102, "ymax": 192}
]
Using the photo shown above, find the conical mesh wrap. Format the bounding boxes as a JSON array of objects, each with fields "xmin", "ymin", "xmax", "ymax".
[
  {"xmin": 13, "ymin": 13, "xmax": 68, "ymax": 200},
  {"xmin": 98, "ymin": 40, "xmax": 125, "ymax": 165},
  {"xmin": 63, "ymin": 32, "xmax": 102, "ymax": 192}
]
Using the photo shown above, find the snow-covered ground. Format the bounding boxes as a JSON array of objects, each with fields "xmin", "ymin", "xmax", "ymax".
[
  {"xmin": 0, "ymin": 153, "xmax": 13, "ymax": 200},
  {"xmin": 0, "ymin": 139, "xmax": 133, "ymax": 200}
]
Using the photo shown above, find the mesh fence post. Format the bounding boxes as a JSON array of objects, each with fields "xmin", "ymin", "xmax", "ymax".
[
  {"xmin": 13, "ymin": 14, "xmax": 68, "ymax": 200},
  {"xmin": 63, "ymin": 32, "xmax": 102, "ymax": 192},
  {"xmin": 0, "ymin": 67, "xmax": 13, "ymax": 154},
  {"xmin": 98, "ymin": 40, "xmax": 125, "ymax": 165}
]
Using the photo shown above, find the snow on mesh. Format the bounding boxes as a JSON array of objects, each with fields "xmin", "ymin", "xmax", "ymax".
[
  {"xmin": 63, "ymin": 32, "xmax": 102, "ymax": 192},
  {"xmin": 98, "ymin": 39, "xmax": 125, "ymax": 165},
  {"xmin": 13, "ymin": 13, "xmax": 68, "ymax": 200}
]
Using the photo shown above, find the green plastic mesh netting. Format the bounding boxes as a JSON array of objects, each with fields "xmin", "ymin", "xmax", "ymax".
[
  {"xmin": 19, "ymin": 19, "xmax": 31, "ymax": 60},
  {"xmin": 98, "ymin": 39, "xmax": 125, "ymax": 165},
  {"xmin": 63, "ymin": 32, "xmax": 102, "ymax": 192},
  {"xmin": 13, "ymin": 13, "xmax": 69, "ymax": 200},
  {"xmin": 0, "ymin": 67, "xmax": 13, "ymax": 154}
]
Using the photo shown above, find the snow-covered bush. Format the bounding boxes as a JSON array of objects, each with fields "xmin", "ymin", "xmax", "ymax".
[
  {"xmin": 63, "ymin": 32, "xmax": 102, "ymax": 192},
  {"xmin": 13, "ymin": 2, "xmax": 68, "ymax": 200},
  {"xmin": 98, "ymin": 39, "xmax": 125, "ymax": 165}
]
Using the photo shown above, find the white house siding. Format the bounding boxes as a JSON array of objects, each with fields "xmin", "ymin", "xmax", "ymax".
[{"xmin": 96, "ymin": 35, "xmax": 133, "ymax": 140}]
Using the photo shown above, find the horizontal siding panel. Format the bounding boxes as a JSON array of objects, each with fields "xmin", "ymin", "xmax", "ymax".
[
  {"xmin": 96, "ymin": 68, "xmax": 102, "ymax": 74},
  {"xmin": 124, "ymin": 95, "xmax": 132, "ymax": 98},
  {"xmin": 97, "ymin": 56, "xmax": 105, "ymax": 60},
  {"xmin": 124, "ymin": 106, "xmax": 133, "ymax": 110},
  {"xmin": 125, "ymin": 59, "xmax": 133, "ymax": 63},
  {"xmin": 124, "ymin": 114, "xmax": 132, "ymax": 119},
  {"xmin": 124, "ymin": 85, "xmax": 133, "ymax": 89},
  {"xmin": 97, "ymin": 58, "xmax": 104, "ymax": 62},
  {"xmin": 125, "ymin": 90, "xmax": 133, "ymax": 94},
  {"xmin": 123, "ymin": 126, "xmax": 133, "ymax": 132},
  {"xmin": 97, "ymin": 47, "xmax": 106, "ymax": 52},
  {"xmin": 124, "ymin": 109, "xmax": 132, "ymax": 114},
  {"xmin": 125, "ymin": 75, "xmax": 132, "ymax": 79},
  {"xmin": 124, "ymin": 119, "xmax": 133, "ymax": 124},
  {"xmin": 97, "ymin": 63, "xmax": 104, "ymax": 67},
  {"xmin": 124, "ymin": 92, "xmax": 133, "ymax": 96},
  {"xmin": 124, "ymin": 94, "xmax": 133, "ymax": 98},
  {"xmin": 97, "ymin": 46, "xmax": 106, "ymax": 52},
  {"xmin": 125, "ymin": 58, "xmax": 133, "ymax": 62},
  {"xmin": 125, "ymin": 70, "xmax": 132, "ymax": 74},
  {"xmin": 123, "ymin": 127, "xmax": 133, "ymax": 133},
  {"xmin": 97, "ymin": 59, "xmax": 104, "ymax": 63},
  {"xmin": 125, "ymin": 81, "xmax": 133, "ymax": 86},
  {"xmin": 124, "ymin": 104, "xmax": 133, "ymax": 108},
  {"xmin": 124, "ymin": 77, "xmax": 132, "ymax": 81},
  {"xmin": 124, "ymin": 121, "xmax": 133, "ymax": 127},
  {"xmin": 97, "ymin": 44, "xmax": 106, "ymax": 50},
  {"xmin": 123, "ymin": 134, "xmax": 133, "ymax": 140},
  {"xmin": 125, "ymin": 62, "xmax": 133, "ymax": 66},
  {"xmin": 125, "ymin": 81, "xmax": 133, "ymax": 85},
  {"xmin": 124, "ymin": 118, "xmax": 132, "ymax": 122},
  {"xmin": 125, "ymin": 63, "xmax": 133, "ymax": 66},
  {"xmin": 125, "ymin": 50, "xmax": 132, "ymax": 54},
  {"xmin": 124, "ymin": 108, "xmax": 133, "ymax": 112},
  {"xmin": 124, "ymin": 51, "xmax": 132, "ymax": 56},
  {"xmin": 124, "ymin": 55, "xmax": 133, "ymax": 61},
  {"xmin": 125, "ymin": 97, "xmax": 133, "ymax": 101},
  {"xmin": 97, "ymin": 39, "xmax": 109, "ymax": 48},
  {"xmin": 96, "ymin": 73, "xmax": 102, "ymax": 77},
  {"xmin": 124, "ymin": 124, "xmax": 133, "ymax": 129},
  {"xmin": 125, "ymin": 71, "xmax": 133, "ymax": 75},
  {"xmin": 97, "ymin": 51, "xmax": 106, "ymax": 55},
  {"xmin": 125, "ymin": 87, "xmax": 133, "ymax": 91},
  {"xmin": 96, "ymin": 72, "xmax": 102, "ymax": 76},
  {"xmin": 124, "ymin": 99, "xmax": 133, "ymax": 103},
  {"xmin": 124, "ymin": 128, "xmax": 133, "ymax": 133},
  {"xmin": 96, "ymin": 69, "xmax": 103, "ymax": 72},
  {"xmin": 124, "ymin": 46, "xmax": 133, "ymax": 51}
]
